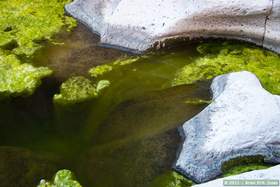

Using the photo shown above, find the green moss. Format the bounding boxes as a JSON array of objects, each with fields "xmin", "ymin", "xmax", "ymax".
[
  {"xmin": 0, "ymin": 54, "xmax": 52, "ymax": 97},
  {"xmin": 222, "ymin": 155, "xmax": 272, "ymax": 177},
  {"xmin": 0, "ymin": 0, "xmax": 76, "ymax": 97},
  {"xmin": 149, "ymin": 171, "xmax": 193, "ymax": 187},
  {"xmin": 223, "ymin": 164, "xmax": 270, "ymax": 177},
  {"xmin": 37, "ymin": 169, "xmax": 82, "ymax": 187},
  {"xmin": 0, "ymin": 0, "xmax": 76, "ymax": 57},
  {"xmin": 53, "ymin": 76, "xmax": 110, "ymax": 105},
  {"xmin": 96, "ymin": 80, "xmax": 111, "ymax": 92},
  {"xmin": 113, "ymin": 57, "xmax": 140, "ymax": 66},
  {"xmin": 89, "ymin": 64, "xmax": 113, "ymax": 78},
  {"xmin": 172, "ymin": 42, "xmax": 280, "ymax": 94},
  {"xmin": 89, "ymin": 57, "xmax": 140, "ymax": 78}
]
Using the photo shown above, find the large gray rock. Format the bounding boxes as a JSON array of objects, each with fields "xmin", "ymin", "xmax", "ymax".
[
  {"xmin": 263, "ymin": 0, "xmax": 280, "ymax": 53},
  {"xmin": 174, "ymin": 71, "xmax": 280, "ymax": 183},
  {"xmin": 194, "ymin": 165, "xmax": 280, "ymax": 187},
  {"xmin": 65, "ymin": 0, "xmax": 280, "ymax": 53}
]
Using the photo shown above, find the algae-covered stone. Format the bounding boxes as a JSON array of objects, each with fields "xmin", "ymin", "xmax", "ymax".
[
  {"xmin": 172, "ymin": 42, "xmax": 280, "ymax": 94},
  {"xmin": 37, "ymin": 169, "xmax": 82, "ymax": 187},
  {"xmin": 0, "ymin": 0, "xmax": 76, "ymax": 57},
  {"xmin": 0, "ymin": 54, "xmax": 52, "ymax": 97},
  {"xmin": 54, "ymin": 76, "xmax": 110, "ymax": 105},
  {"xmin": 149, "ymin": 171, "xmax": 193, "ymax": 187}
]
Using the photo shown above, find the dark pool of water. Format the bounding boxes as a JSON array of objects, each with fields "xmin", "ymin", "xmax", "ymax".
[{"xmin": 0, "ymin": 24, "xmax": 211, "ymax": 187}]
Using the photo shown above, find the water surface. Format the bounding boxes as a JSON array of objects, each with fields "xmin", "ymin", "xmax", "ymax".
[{"xmin": 0, "ymin": 23, "xmax": 211, "ymax": 187}]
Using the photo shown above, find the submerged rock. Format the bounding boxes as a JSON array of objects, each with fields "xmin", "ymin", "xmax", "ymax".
[
  {"xmin": 65, "ymin": 0, "xmax": 280, "ymax": 53},
  {"xmin": 175, "ymin": 71, "xmax": 280, "ymax": 183},
  {"xmin": 194, "ymin": 165, "xmax": 280, "ymax": 187},
  {"xmin": 0, "ymin": 146, "xmax": 60, "ymax": 187}
]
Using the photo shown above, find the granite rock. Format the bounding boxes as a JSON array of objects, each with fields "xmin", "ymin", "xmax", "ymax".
[
  {"xmin": 174, "ymin": 71, "xmax": 280, "ymax": 183},
  {"xmin": 65, "ymin": 0, "xmax": 280, "ymax": 53}
]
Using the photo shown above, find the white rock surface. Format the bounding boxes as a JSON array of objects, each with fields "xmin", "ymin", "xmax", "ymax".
[
  {"xmin": 174, "ymin": 71, "xmax": 280, "ymax": 183},
  {"xmin": 194, "ymin": 165, "xmax": 280, "ymax": 187},
  {"xmin": 65, "ymin": 0, "xmax": 280, "ymax": 53}
]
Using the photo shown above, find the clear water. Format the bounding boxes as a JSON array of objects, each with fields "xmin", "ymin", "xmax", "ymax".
[{"xmin": 0, "ymin": 24, "xmax": 211, "ymax": 187}]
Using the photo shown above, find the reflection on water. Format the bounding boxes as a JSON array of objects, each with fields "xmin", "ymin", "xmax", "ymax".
[
  {"xmin": 32, "ymin": 23, "xmax": 128, "ymax": 80},
  {"xmin": 0, "ymin": 23, "xmax": 211, "ymax": 187}
]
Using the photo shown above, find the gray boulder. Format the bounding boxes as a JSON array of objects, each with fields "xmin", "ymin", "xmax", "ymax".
[
  {"xmin": 194, "ymin": 165, "xmax": 280, "ymax": 187},
  {"xmin": 65, "ymin": 0, "xmax": 280, "ymax": 53},
  {"xmin": 174, "ymin": 71, "xmax": 280, "ymax": 183}
]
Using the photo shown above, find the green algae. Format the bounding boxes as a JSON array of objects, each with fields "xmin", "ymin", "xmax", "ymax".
[
  {"xmin": 0, "ymin": 54, "xmax": 52, "ymax": 97},
  {"xmin": 90, "ymin": 64, "xmax": 113, "ymax": 78},
  {"xmin": 149, "ymin": 171, "xmax": 193, "ymax": 187},
  {"xmin": 184, "ymin": 98, "xmax": 212, "ymax": 105},
  {"xmin": 53, "ymin": 76, "xmax": 110, "ymax": 105},
  {"xmin": 172, "ymin": 42, "xmax": 280, "ymax": 94},
  {"xmin": 221, "ymin": 155, "xmax": 273, "ymax": 177},
  {"xmin": 0, "ymin": 0, "xmax": 76, "ymax": 97},
  {"xmin": 37, "ymin": 170, "xmax": 82, "ymax": 187},
  {"xmin": 0, "ymin": 0, "xmax": 76, "ymax": 57},
  {"xmin": 89, "ymin": 57, "xmax": 140, "ymax": 78},
  {"xmin": 223, "ymin": 164, "xmax": 270, "ymax": 177},
  {"xmin": 96, "ymin": 80, "xmax": 111, "ymax": 93}
]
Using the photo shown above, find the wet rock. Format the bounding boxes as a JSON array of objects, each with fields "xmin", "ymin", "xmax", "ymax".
[
  {"xmin": 194, "ymin": 165, "xmax": 280, "ymax": 187},
  {"xmin": 175, "ymin": 71, "xmax": 280, "ymax": 183},
  {"xmin": 65, "ymin": 0, "xmax": 280, "ymax": 53}
]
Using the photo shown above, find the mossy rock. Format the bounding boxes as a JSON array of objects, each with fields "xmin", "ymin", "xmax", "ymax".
[
  {"xmin": 37, "ymin": 169, "xmax": 82, "ymax": 187},
  {"xmin": 0, "ymin": 54, "xmax": 52, "ymax": 98},
  {"xmin": 54, "ymin": 76, "xmax": 110, "ymax": 105},
  {"xmin": 172, "ymin": 42, "xmax": 280, "ymax": 94}
]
